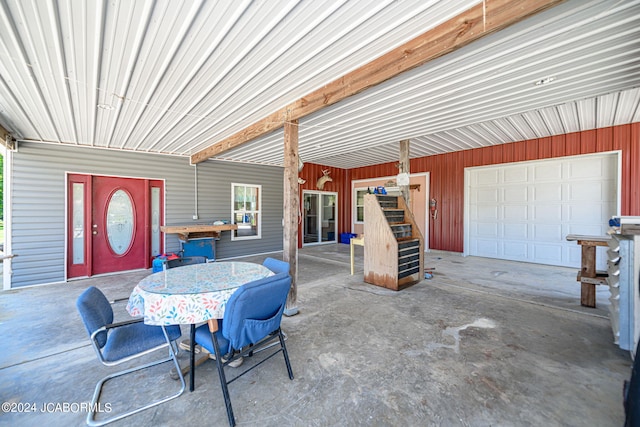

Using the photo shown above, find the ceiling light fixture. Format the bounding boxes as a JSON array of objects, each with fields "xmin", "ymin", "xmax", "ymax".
[
  {"xmin": 97, "ymin": 104, "xmax": 115, "ymax": 110},
  {"xmin": 534, "ymin": 76, "xmax": 556, "ymax": 86}
]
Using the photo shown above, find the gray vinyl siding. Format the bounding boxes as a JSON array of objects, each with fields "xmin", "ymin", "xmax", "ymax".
[
  {"xmin": 9, "ymin": 142, "xmax": 283, "ymax": 287},
  {"xmin": 195, "ymin": 162, "xmax": 284, "ymax": 258}
]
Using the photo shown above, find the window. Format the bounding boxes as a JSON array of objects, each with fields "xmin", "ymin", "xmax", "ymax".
[
  {"xmin": 71, "ymin": 182, "xmax": 85, "ymax": 264},
  {"xmin": 354, "ymin": 188, "xmax": 368, "ymax": 223},
  {"xmin": 231, "ymin": 183, "xmax": 261, "ymax": 240}
]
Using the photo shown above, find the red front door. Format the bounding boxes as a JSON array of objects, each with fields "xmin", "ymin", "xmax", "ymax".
[
  {"xmin": 91, "ymin": 176, "xmax": 147, "ymax": 275},
  {"xmin": 67, "ymin": 174, "xmax": 163, "ymax": 278}
]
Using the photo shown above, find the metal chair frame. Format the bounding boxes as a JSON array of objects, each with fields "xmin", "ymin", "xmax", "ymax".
[
  {"xmin": 208, "ymin": 326, "xmax": 293, "ymax": 427},
  {"xmin": 79, "ymin": 290, "xmax": 186, "ymax": 426},
  {"xmin": 193, "ymin": 271, "xmax": 294, "ymax": 427}
]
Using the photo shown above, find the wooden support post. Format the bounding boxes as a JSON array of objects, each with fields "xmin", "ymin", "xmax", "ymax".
[
  {"xmin": 399, "ymin": 139, "xmax": 410, "ymax": 204},
  {"xmin": 566, "ymin": 234, "xmax": 610, "ymax": 308},
  {"xmin": 283, "ymin": 117, "xmax": 299, "ymax": 316},
  {"xmin": 580, "ymin": 245, "xmax": 597, "ymax": 308}
]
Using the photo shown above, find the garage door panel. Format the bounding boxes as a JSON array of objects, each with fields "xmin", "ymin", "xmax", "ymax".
[
  {"xmin": 533, "ymin": 183, "xmax": 562, "ymax": 202},
  {"xmin": 467, "ymin": 152, "xmax": 617, "ymax": 268},
  {"xmin": 532, "ymin": 224, "xmax": 563, "ymax": 241},
  {"xmin": 569, "ymin": 157, "xmax": 604, "ymax": 179},
  {"xmin": 532, "ymin": 204, "xmax": 562, "ymax": 221},
  {"xmin": 568, "ymin": 246, "xmax": 584, "ymax": 265},
  {"xmin": 478, "ymin": 205, "xmax": 499, "ymax": 220},
  {"xmin": 568, "ymin": 203, "xmax": 608, "ymax": 224},
  {"xmin": 476, "ymin": 239, "xmax": 499, "ymax": 256},
  {"xmin": 477, "ymin": 222, "xmax": 498, "ymax": 237},
  {"xmin": 603, "ymin": 180, "xmax": 618, "ymax": 201},
  {"xmin": 533, "ymin": 244, "xmax": 563, "ymax": 262},
  {"xmin": 504, "ymin": 167, "xmax": 528, "ymax": 183},
  {"xmin": 504, "ymin": 205, "xmax": 528, "ymax": 221},
  {"xmin": 504, "ymin": 242, "xmax": 528, "ymax": 258},
  {"xmin": 477, "ymin": 188, "xmax": 499, "ymax": 203},
  {"xmin": 567, "ymin": 223, "xmax": 603, "ymax": 235},
  {"xmin": 477, "ymin": 169, "xmax": 500, "ymax": 185},
  {"xmin": 504, "ymin": 187, "xmax": 527, "ymax": 203},
  {"xmin": 533, "ymin": 163, "xmax": 562, "ymax": 181},
  {"xmin": 568, "ymin": 181, "xmax": 604, "ymax": 201},
  {"xmin": 504, "ymin": 223, "xmax": 527, "ymax": 239}
]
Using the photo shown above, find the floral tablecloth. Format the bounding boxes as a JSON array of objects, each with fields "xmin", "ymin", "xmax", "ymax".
[{"xmin": 126, "ymin": 261, "xmax": 273, "ymax": 325}]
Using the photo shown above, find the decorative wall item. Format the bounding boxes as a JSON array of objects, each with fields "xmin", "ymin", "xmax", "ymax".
[{"xmin": 316, "ymin": 169, "xmax": 332, "ymax": 190}]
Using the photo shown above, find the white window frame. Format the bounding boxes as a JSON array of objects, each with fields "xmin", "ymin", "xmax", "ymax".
[
  {"xmin": 231, "ymin": 183, "xmax": 262, "ymax": 241},
  {"xmin": 353, "ymin": 187, "xmax": 368, "ymax": 224}
]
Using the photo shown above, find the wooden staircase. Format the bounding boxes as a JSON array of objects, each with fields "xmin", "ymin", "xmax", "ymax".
[{"xmin": 363, "ymin": 194, "xmax": 424, "ymax": 290}]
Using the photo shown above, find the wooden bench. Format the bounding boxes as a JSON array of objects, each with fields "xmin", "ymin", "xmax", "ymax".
[{"xmin": 566, "ymin": 234, "xmax": 610, "ymax": 308}]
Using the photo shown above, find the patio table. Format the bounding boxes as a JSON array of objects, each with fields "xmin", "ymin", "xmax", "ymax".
[{"xmin": 126, "ymin": 261, "xmax": 273, "ymax": 391}]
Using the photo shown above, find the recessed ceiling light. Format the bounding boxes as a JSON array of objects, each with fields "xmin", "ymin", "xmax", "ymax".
[
  {"xmin": 534, "ymin": 76, "xmax": 556, "ymax": 86},
  {"xmin": 97, "ymin": 104, "xmax": 115, "ymax": 110}
]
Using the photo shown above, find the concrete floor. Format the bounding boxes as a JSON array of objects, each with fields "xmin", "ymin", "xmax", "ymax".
[{"xmin": 0, "ymin": 244, "xmax": 632, "ymax": 426}]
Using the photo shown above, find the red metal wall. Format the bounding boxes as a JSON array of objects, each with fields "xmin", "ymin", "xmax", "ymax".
[{"xmin": 347, "ymin": 123, "xmax": 640, "ymax": 253}]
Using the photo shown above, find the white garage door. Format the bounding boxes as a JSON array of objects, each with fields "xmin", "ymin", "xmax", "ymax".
[{"xmin": 466, "ymin": 153, "xmax": 618, "ymax": 269}]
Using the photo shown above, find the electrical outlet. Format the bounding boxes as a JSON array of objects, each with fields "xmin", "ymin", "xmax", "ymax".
[{"xmin": 192, "ymin": 214, "xmax": 199, "ymax": 220}]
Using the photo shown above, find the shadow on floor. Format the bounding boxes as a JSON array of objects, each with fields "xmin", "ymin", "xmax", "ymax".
[{"xmin": 0, "ymin": 245, "xmax": 630, "ymax": 426}]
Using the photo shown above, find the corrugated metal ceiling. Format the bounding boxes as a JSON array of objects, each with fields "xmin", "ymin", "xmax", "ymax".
[{"xmin": 0, "ymin": 0, "xmax": 638, "ymax": 169}]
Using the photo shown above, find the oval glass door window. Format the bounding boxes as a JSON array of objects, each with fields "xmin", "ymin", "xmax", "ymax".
[{"xmin": 106, "ymin": 189, "xmax": 134, "ymax": 255}]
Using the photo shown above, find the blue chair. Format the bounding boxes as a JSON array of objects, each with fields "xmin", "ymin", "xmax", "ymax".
[
  {"xmin": 166, "ymin": 256, "xmax": 208, "ymax": 268},
  {"xmin": 262, "ymin": 257, "xmax": 290, "ymax": 275},
  {"xmin": 262, "ymin": 258, "xmax": 291, "ymax": 340},
  {"xmin": 624, "ymin": 340, "xmax": 640, "ymax": 425},
  {"xmin": 194, "ymin": 272, "xmax": 294, "ymax": 426},
  {"xmin": 76, "ymin": 286, "xmax": 185, "ymax": 426}
]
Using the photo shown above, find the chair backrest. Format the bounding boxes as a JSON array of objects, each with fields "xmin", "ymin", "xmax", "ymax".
[
  {"xmin": 262, "ymin": 257, "xmax": 290, "ymax": 275},
  {"xmin": 76, "ymin": 286, "xmax": 114, "ymax": 348},
  {"xmin": 167, "ymin": 256, "xmax": 207, "ymax": 269},
  {"xmin": 222, "ymin": 272, "xmax": 291, "ymax": 351}
]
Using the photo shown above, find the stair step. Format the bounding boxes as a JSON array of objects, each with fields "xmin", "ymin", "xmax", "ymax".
[
  {"xmin": 399, "ymin": 246, "xmax": 420, "ymax": 258},
  {"xmin": 390, "ymin": 224, "xmax": 412, "ymax": 239},
  {"xmin": 398, "ymin": 266, "xmax": 421, "ymax": 279},
  {"xmin": 383, "ymin": 209, "xmax": 405, "ymax": 223},
  {"xmin": 398, "ymin": 253, "xmax": 420, "ymax": 264},
  {"xmin": 399, "ymin": 259, "xmax": 421, "ymax": 271},
  {"xmin": 376, "ymin": 195, "xmax": 398, "ymax": 209},
  {"xmin": 398, "ymin": 239, "xmax": 421, "ymax": 250}
]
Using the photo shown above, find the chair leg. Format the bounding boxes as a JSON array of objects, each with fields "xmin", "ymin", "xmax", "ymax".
[
  {"xmin": 278, "ymin": 329, "xmax": 294, "ymax": 380},
  {"xmin": 190, "ymin": 324, "xmax": 196, "ymax": 392},
  {"xmin": 211, "ymin": 331, "xmax": 236, "ymax": 427},
  {"xmin": 86, "ymin": 327, "xmax": 185, "ymax": 426}
]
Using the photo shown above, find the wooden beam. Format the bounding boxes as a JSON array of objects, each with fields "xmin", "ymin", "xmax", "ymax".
[
  {"xmin": 283, "ymin": 118, "xmax": 299, "ymax": 315},
  {"xmin": 191, "ymin": 0, "xmax": 564, "ymax": 164},
  {"xmin": 0, "ymin": 125, "xmax": 15, "ymax": 150}
]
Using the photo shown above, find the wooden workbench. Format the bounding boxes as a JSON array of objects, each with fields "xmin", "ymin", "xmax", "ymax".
[
  {"xmin": 566, "ymin": 234, "xmax": 610, "ymax": 308},
  {"xmin": 161, "ymin": 224, "xmax": 238, "ymax": 241}
]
